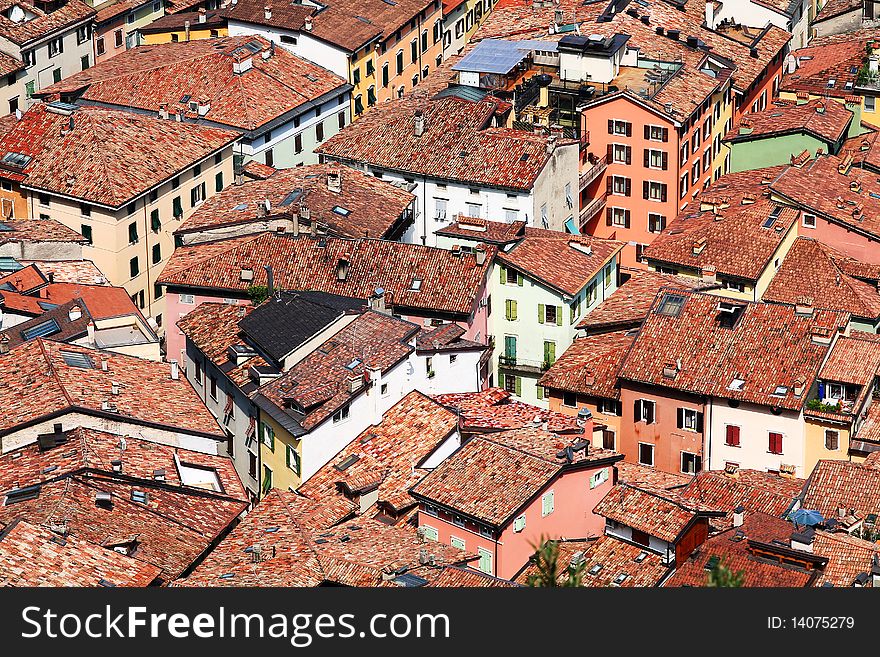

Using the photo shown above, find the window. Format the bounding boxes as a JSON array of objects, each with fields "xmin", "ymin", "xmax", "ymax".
[
  {"xmin": 81, "ymin": 224, "xmax": 93, "ymax": 245},
  {"xmin": 645, "ymin": 149, "xmax": 667, "ymax": 170},
  {"xmin": 606, "ymin": 206, "xmax": 630, "ymax": 228},
  {"xmin": 608, "ymin": 119, "xmax": 631, "ymax": 136},
  {"xmin": 129, "ymin": 257, "xmax": 139, "ymax": 278},
  {"xmin": 194, "ymin": 163, "xmax": 202, "ymax": 176},
  {"xmin": 543, "ymin": 340, "xmax": 556, "ymax": 367},
  {"xmin": 114, "ymin": 29, "xmax": 123, "ymax": 48},
  {"xmin": 179, "ymin": 293, "xmax": 194, "ymax": 305},
  {"xmin": 477, "ymin": 547, "xmax": 493, "ymax": 574},
  {"xmin": 286, "ymin": 444, "xmax": 301, "ymax": 475},
  {"xmin": 768, "ymin": 432, "xmax": 783, "ymax": 455},
  {"xmin": 657, "ymin": 292, "xmax": 685, "ymax": 316},
  {"xmin": 541, "ymin": 490, "xmax": 554, "ymax": 517},
  {"xmin": 215, "ymin": 172, "xmax": 223, "ymax": 193},
  {"xmin": 38, "ymin": 193, "xmax": 49, "ymax": 207},
  {"xmin": 367, "ymin": 86, "xmax": 376, "ymax": 106},
  {"xmin": 81, "ymin": 54, "xmax": 89, "ymax": 71},
  {"xmin": 867, "ymin": 96, "xmax": 877, "ymax": 112},
  {"xmin": 396, "ymin": 50, "xmax": 404, "ymax": 75},
  {"xmin": 248, "ymin": 452, "xmax": 257, "ymax": 479},
  {"xmin": 539, "ymin": 304, "xmax": 560, "ymax": 325},
  {"xmin": 513, "ymin": 514, "xmax": 526, "ymax": 532},
  {"xmin": 450, "ymin": 536, "xmax": 466, "ymax": 550},
  {"xmin": 23, "ymin": 49, "xmax": 35, "ymax": 67},
  {"xmin": 610, "ymin": 175, "xmax": 631, "ymax": 196},
  {"xmin": 332, "ymin": 404, "xmax": 350, "ymax": 423},
  {"xmin": 352, "ymin": 66, "xmax": 361, "ymax": 85},
  {"xmin": 676, "ymin": 408, "xmax": 704, "ymax": 432},
  {"xmin": 725, "ymin": 425, "xmax": 740, "ymax": 447},
  {"xmin": 681, "ymin": 452, "xmax": 702, "ymax": 474},
  {"xmin": 48, "ymin": 37, "xmax": 63, "ymax": 57},
  {"xmin": 598, "ymin": 399, "xmax": 621, "ymax": 416},
  {"xmin": 381, "ymin": 63, "xmax": 389, "ymax": 87},
  {"xmin": 648, "ymin": 213, "xmax": 666, "ymax": 233},
  {"xmin": 504, "ymin": 299, "xmax": 517, "ymax": 321},
  {"xmin": 172, "ymin": 196, "xmax": 183, "ymax": 218},
  {"xmin": 190, "ymin": 182, "xmax": 206, "ymax": 207},
  {"xmin": 261, "ymin": 422, "xmax": 275, "ymax": 449},
  {"xmin": 638, "ymin": 443, "xmax": 654, "ymax": 467},
  {"xmin": 152, "ymin": 243, "xmax": 161, "ymax": 265},
  {"xmin": 172, "ymin": 176, "xmax": 180, "ymax": 190},
  {"xmin": 602, "ymin": 429, "xmax": 616, "ymax": 450},
  {"xmin": 611, "ymin": 143, "xmax": 631, "ymax": 164},
  {"xmin": 825, "ymin": 430, "xmax": 839, "ymax": 451},
  {"xmin": 25, "ymin": 80, "xmax": 34, "ymax": 98},
  {"xmin": 128, "ymin": 222, "xmax": 138, "ymax": 244},
  {"xmin": 504, "ymin": 267, "xmax": 520, "ymax": 285},
  {"xmin": 466, "ymin": 202, "xmax": 480, "ymax": 217},
  {"xmin": 410, "ymin": 38, "xmax": 418, "ymax": 63},
  {"xmin": 433, "ymin": 197, "xmax": 447, "ymax": 220},
  {"xmin": 803, "ymin": 213, "xmax": 816, "ymax": 228},
  {"xmin": 209, "ymin": 375, "xmax": 218, "ymax": 400},
  {"xmin": 262, "ymin": 465, "xmax": 273, "ymax": 492},
  {"xmin": 562, "ymin": 391, "xmax": 576, "ymax": 407},
  {"xmin": 702, "ymin": 118, "xmax": 711, "ymax": 140},
  {"xmin": 634, "ymin": 399, "xmax": 656, "ymax": 424},
  {"xmin": 643, "ymin": 181, "xmax": 667, "ymax": 202},
  {"xmin": 154, "ymin": 283, "xmax": 163, "ymax": 299},
  {"xmin": 264, "ymin": 149, "xmax": 274, "ymax": 168},
  {"xmin": 645, "ymin": 124, "xmax": 668, "ymax": 141},
  {"xmin": 590, "ymin": 467, "xmax": 609, "ymax": 489}
]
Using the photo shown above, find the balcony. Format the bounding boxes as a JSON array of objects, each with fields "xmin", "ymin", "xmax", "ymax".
[
  {"xmin": 579, "ymin": 155, "xmax": 607, "ymax": 193},
  {"xmin": 579, "ymin": 193, "xmax": 607, "ymax": 229},
  {"xmin": 498, "ymin": 354, "xmax": 551, "ymax": 375}
]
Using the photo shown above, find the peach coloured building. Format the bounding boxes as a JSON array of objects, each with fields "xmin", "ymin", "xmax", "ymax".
[{"xmin": 411, "ymin": 426, "xmax": 623, "ymax": 580}]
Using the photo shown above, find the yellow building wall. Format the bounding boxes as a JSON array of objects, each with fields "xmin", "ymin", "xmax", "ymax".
[
  {"xmin": 804, "ymin": 418, "xmax": 852, "ymax": 475},
  {"xmin": 258, "ymin": 412, "xmax": 302, "ymax": 497},
  {"xmin": 142, "ymin": 26, "xmax": 228, "ymax": 45}
]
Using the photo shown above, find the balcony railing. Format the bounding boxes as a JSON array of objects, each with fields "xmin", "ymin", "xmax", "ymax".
[
  {"xmin": 579, "ymin": 193, "xmax": 607, "ymax": 228},
  {"xmin": 579, "ymin": 155, "xmax": 607, "ymax": 192},
  {"xmin": 498, "ymin": 354, "xmax": 551, "ymax": 374}
]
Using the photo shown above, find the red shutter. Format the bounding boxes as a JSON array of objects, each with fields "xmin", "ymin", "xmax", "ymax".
[
  {"xmin": 662, "ymin": 152, "xmax": 668, "ymax": 170},
  {"xmin": 644, "ymin": 149, "xmax": 650, "ymax": 168},
  {"xmin": 625, "ymin": 122, "xmax": 632, "ymax": 137},
  {"xmin": 643, "ymin": 181, "xmax": 649, "ymax": 199},
  {"xmin": 625, "ymin": 178, "xmax": 631, "ymax": 197},
  {"xmin": 769, "ymin": 432, "xmax": 782, "ymax": 454},
  {"xmin": 726, "ymin": 425, "xmax": 740, "ymax": 446},
  {"xmin": 625, "ymin": 145, "xmax": 631, "ymax": 165},
  {"xmin": 644, "ymin": 125, "xmax": 650, "ymax": 140},
  {"xmin": 608, "ymin": 119, "xmax": 614, "ymax": 134},
  {"xmin": 662, "ymin": 127, "xmax": 669, "ymax": 142},
  {"xmin": 624, "ymin": 209, "xmax": 631, "ymax": 228},
  {"xmin": 607, "ymin": 143, "xmax": 614, "ymax": 160},
  {"xmin": 606, "ymin": 176, "xmax": 613, "ymax": 194},
  {"xmin": 660, "ymin": 184, "xmax": 667, "ymax": 202},
  {"xmin": 676, "ymin": 408, "xmax": 684, "ymax": 429},
  {"xmin": 606, "ymin": 207, "xmax": 613, "ymax": 226}
]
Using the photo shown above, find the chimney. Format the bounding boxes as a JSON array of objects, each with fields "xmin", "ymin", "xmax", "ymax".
[
  {"xmin": 327, "ymin": 165, "xmax": 342, "ymax": 193},
  {"xmin": 368, "ymin": 366, "xmax": 382, "ymax": 424},
  {"xmin": 184, "ymin": 20, "xmax": 191, "ymax": 41},
  {"xmin": 170, "ymin": 360, "xmax": 180, "ymax": 380},
  {"xmin": 336, "ymin": 256, "xmax": 350, "ymax": 281},
  {"xmin": 198, "ymin": 7, "xmax": 207, "ymax": 22},
  {"xmin": 304, "ymin": 15, "xmax": 312, "ymax": 30},
  {"xmin": 796, "ymin": 92, "xmax": 809, "ymax": 106},
  {"xmin": 233, "ymin": 55, "xmax": 253, "ymax": 75},
  {"xmin": 701, "ymin": 264, "xmax": 717, "ymax": 284},
  {"xmin": 692, "ymin": 236, "xmax": 707, "ymax": 255},
  {"xmin": 240, "ymin": 267, "xmax": 254, "ymax": 282},
  {"xmin": 475, "ymin": 243, "xmax": 487, "ymax": 266},
  {"xmin": 732, "ymin": 505, "xmax": 744, "ymax": 528},
  {"xmin": 197, "ymin": 95, "xmax": 210, "ymax": 117},
  {"xmin": 111, "ymin": 381, "xmax": 120, "ymax": 396},
  {"xmin": 159, "ymin": 103, "xmax": 169, "ymax": 120},
  {"xmin": 872, "ymin": 555, "xmax": 880, "ymax": 587},
  {"xmin": 370, "ymin": 287, "xmax": 387, "ymax": 313},
  {"xmin": 68, "ymin": 305, "xmax": 82, "ymax": 321},
  {"xmin": 546, "ymin": 134, "xmax": 557, "ymax": 155},
  {"xmin": 100, "ymin": 356, "xmax": 108, "ymax": 371},
  {"xmin": 299, "ymin": 203, "xmax": 310, "ymax": 222},
  {"xmin": 111, "ymin": 459, "xmax": 122, "ymax": 473},
  {"xmin": 793, "ymin": 379, "xmax": 805, "ymax": 397},
  {"xmin": 264, "ymin": 265, "xmax": 275, "ymax": 297},
  {"xmin": 88, "ymin": 322, "xmax": 96, "ymax": 347},
  {"xmin": 0, "ymin": 334, "xmax": 9, "ymax": 354},
  {"xmin": 816, "ymin": 102, "xmax": 826, "ymax": 114},
  {"xmin": 704, "ymin": 0, "xmax": 713, "ymax": 26},
  {"xmin": 413, "ymin": 110, "xmax": 425, "ymax": 137},
  {"xmin": 264, "ymin": 5, "xmax": 271, "ymax": 19},
  {"xmin": 582, "ymin": 370, "xmax": 595, "ymax": 387},
  {"xmin": 790, "ymin": 527, "xmax": 815, "ymax": 553},
  {"xmin": 795, "ymin": 296, "xmax": 814, "ymax": 317}
]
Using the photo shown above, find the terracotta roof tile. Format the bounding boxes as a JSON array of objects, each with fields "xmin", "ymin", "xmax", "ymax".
[
  {"xmin": 820, "ymin": 334, "xmax": 880, "ymax": 386},
  {"xmin": 800, "ymin": 458, "xmax": 880, "ymax": 522},
  {"xmin": 17, "ymin": 260, "xmax": 107, "ymax": 285},
  {"xmin": 615, "ymin": 461, "xmax": 692, "ymax": 490},
  {"xmin": 0, "ymin": 104, "xmax": 238, "ymax": 208},
  {"xmin": 435, "ymin": 216, "xmax": 527, "ymax": 244},
  {"xmin": 0, "ymin": 0, "xmax": 94, "ymax": 46},
  {"xmin": 0, "ymin": 519, "xmax": 162, "ymax": 587},
  {"xmin": 299, "ymin": 391, "xmax": 458, "ymax": 516},
  {"xmin": 433, "ymin": 387, "xmax": 581, "ymax": 433},
  {"xmin": 38, "ymin": 37, "xmax": 347, "ymax": 133},
  {"xmin": 618, "ymin": 291, "xmax": 849, "ymax": 410},
  {"xmin": 812, "ymin": 530, "xmax": 880, "ymax": 587},
  {"xmin": 781, "ymin": 35, "xmax": 869, "ymax": 99},
  {"xmin": 725, "ymin": 99, "xmax": 853, "ymax": 144},
  {"xmin": 539, "ymin": 330, "xmax": 634, "ymax": 399},
  {"xmin": 177, "ymin": 164, "xmax": 414, "ymax": 240},
  {"xmin": 158, "ymin": 232, "xmax": 493, "ymax": 317},
  {"xmin": 0, "ymin": 218, "xmax": 84, "ymax": 245}
]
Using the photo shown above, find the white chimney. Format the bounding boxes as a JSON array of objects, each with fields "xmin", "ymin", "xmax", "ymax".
[
  {"xmin": 305, "ymin": 15, "xmax": 312, "ymax": 30},
  {"xmin": 414, "ymin": 110, "xmax": 425, "ymax": 137},
  {"xmin": 184, "ymin": 20, "xmax": 191, "ymax": 41},
  {"xmin": 732, "ymin": 505, "xmax": 744, "ymax": 528},
  {"xmin": 198, "ymin": 7, "xmax": 207, "ymax": 22},
  {"xmin": 111, "ymin": 381, "xmax": 120, "ymax": 395},
  {"xmin": 158, "ymin": 103, "xmax": 169, "ymax": 120},
  {"xmin": 790, "ymin": 528, "xmax": 815, "ymax": 553},
  {"xmin": 68, "ymin": 305, "xmax": 82, "ymax": 321},
  {"xmin": 233, "ymin": 56, "xmax": 253, "ymax": 75},
  {"xmin": 327, "ymin": 166, "xmax": 342, "ymax": 193},
  {"xmin": 264, "ymin": 5, "xmax": 272, "ymax": 19},
  {"xmin": 475, "ymin": 243, "xmax": 487, "ymax": 266},
  {"xmin": 170, "ymin": 360, "xmax": 180, "ymax": 380},
  {"xmin": 704, "ymin": 0, "xmax": 712, "ymax": 26},
  {"xmin": 197, "ymin": 96, "xmax": 210, "ymax": 117},
  {"xmin": 100, "ymin": 355, "xmax": 108, "ymax": 371}
]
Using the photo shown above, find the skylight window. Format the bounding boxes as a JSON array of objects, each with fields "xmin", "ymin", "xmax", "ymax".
[
  {"xmin": 280, "ymin": 189, "xmax": 303, "ymax": 206},
  {"xmin": 21, "ymin": 318, "xmax": 60, "ymax": 340},
  {"xmin": 410, "ymin": 277, "xmax": 423, "ymax": 291},
  {"xmin": 1, "ymin": 152, "xmax": 31, "ymax": 168},
  {"xmin": 827, "ymin": 79, "xmax": 836, "ymax": 88},
  {"xmin": 37, "ymin": 301, "xmax": 59, "ymax": 311},
  {"xmin": 345, "ymin": 358, "xmax": 362, "ymax": 370},
  {"xmin": 613, "ymin": 573, "xmax": 629, "ymax": 585},
  {"xmin": 60, "ymin": 350, "xmax": 95, "ymax": 369},
  {"xmin": 334, "ymin": 454, "xmax": 360, "ymax": 471},
  {"xmin": 728, "ymin": 378, "xmax": 745, "ymax": 391},
  {"xmin": 656, "ymin": 293, "xmax": 686, "ymax": 317},
  {"xmin": 4, "ymin": 484, "xmax": 40, "ymax": 505},
  {"xmin": 634, "ymin": 551, "xmax": 649, "ymax": 563},
  {"xmin": 588, "ymin": 563, "xmax": 603, "ymax": 576},
  {"xmin": 332, "ymin": 206, "xmax": 350, "ymax": 216},
  {"xmin": 772, "ymin": 385, "xmax": 788, "ymax": 397},
  {"xmin": 233, "ymin": 203, "xmax": 249, "ymax": 211}
]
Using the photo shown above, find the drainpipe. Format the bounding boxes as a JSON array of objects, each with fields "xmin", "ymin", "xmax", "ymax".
[
  {"xmin": 421, "ymin": 174, "xmax": 427, "ymax": 245},
  {"xmin": 706, "ymin": 396, "xmax": 713, "ymax": 472}
]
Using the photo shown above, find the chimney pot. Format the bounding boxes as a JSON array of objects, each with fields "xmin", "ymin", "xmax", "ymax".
[{"xmin": 170, "ymin": 360, "xmax": 180, "ymax": 380}]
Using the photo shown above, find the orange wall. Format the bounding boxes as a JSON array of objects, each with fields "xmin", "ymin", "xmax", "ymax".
[
  {"xmin": 374, "ymin": 6, "xmax": 443, "ymax": 104},
  {"xmin": 0, "ymin": 180, "xmax": 28, "ymax": 219},
  {"xmin": 618, "ymin": 382, "xmax": 705, "ymax": 476},
  {"xmin": 799, "ymin": 213, "xmax": 880, "ymax": 265},
  {"xmin": 735, "ymin": 58, "xmax": 783, "ymax": 124},
  {"xmin": 547, "ymin": 391, "xmax": 623, "ymax": 451}
]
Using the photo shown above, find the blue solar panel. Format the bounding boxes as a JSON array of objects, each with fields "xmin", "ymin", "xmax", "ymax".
[
  {"xmin": 61, "ymin": 350, "xmax": 95, "ymax": 369},
  {"xmin": 453, "ymin": 39, "xmax": 558, "ymax": 75},
  {"xmin": 280, "ymin": 189, "xmax": 303, "ymax": 206}
]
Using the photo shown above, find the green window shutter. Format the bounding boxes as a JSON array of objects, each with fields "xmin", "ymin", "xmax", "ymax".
[
  {"xmin": 215, "ymin": 172, "xmax": 224, "ymax": 193},
  {"xmin": 173, "ymin": 196, "xmax": 182, "ymax": 217},
  {"xmin": 150, "ymin": 209, "xmax": 160, "ymax": 232},
  {"xmin": 505, "ymin": 299, "xmax": 511, "ymax": 320},
  {"xmin": 556, "ymin": 306, "xmax": 563, "ymax": 326},
  {"xmin": 422, "ymin": 525, "xmax": 438, "ymax": 541},
  {"xmin": 536, "ymin": 384, "xmax": 544, "ymax": 400},
  {"xmin": 511, "ymin": 299, "xmax": 517, "ymax": 320},
  {"xmin": 498, "ymin": 372, "xmax": 505, "ymax": 389},
  {"xmin": 513, "ymin": 514, "xmax": 526, "ymax": 532},
  {"xmin": 538, "ymin": 303, "xmax": 545, "ymax": 324},
  {"xmin": 514, "ymin": 376, "xmax": 522, "ymax": 397},
  {"xmin": 450, "ymin": 536, "xmax": 466, "ymax": 550},
  {"xmin": 285, "ymin": 445, "xmax": 291, "ymax": 468},
  {"xmin": 517, "ymin": 273, "xmax": 523, "ymax": 286},
  {"xmin": 544, "ymin": 341, "xmax": 556, "ymax": 366},
  {"xmin": 499, "ymin": 264, "xmax": 506, "ymax": 283},
  {"xmin": 570, "ymin": 304, "xmax": 576, "ymax": 324},
  {"xmin": 478, "ymin": 547, "xmax": 493, "ymax": 574},
  {"xmin": 542, "ymin": 491, "xmax": 555, "ymax": 516}
]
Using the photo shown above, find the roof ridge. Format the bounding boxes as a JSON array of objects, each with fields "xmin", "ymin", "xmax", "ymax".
[{"xmin": 35, "ymin": 338, "xmax": 75, "ymax": 408}]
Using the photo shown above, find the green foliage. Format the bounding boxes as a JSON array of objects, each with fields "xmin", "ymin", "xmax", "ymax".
[
  {"xmin": 706, "ymin": 557, "xmax": 745, "ymax": 587},
  {"xmin": 247, "ymin": 285, "xmax": 270, "ymax": 305},
  {"xmin": 806, "ymin": 398, "xmax": 841, "ymax": 413},
  {"xmin": 525, "ymin": 538, "xmax": 586, "ymax": 587},
  {"xmin": 857, "ymin": 63, "xmax": 878, "ymax": 87}
]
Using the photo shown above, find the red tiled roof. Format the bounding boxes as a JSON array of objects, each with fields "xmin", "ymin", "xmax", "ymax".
[
  {"xmin": 498, "ymin": 236, "xmax": 623, "ymax": 296},
  {"xmin": 800, "ymin": 458, "xmax": 880, "ymax": 522},
  {"xmin": 178, "ymin": 490, "xmax": 471, "ymax": 587},
  {"xmin": 781, "ymin": 35, "xmax": 869, "ymax": 99},
  {"xmin": 95, "ymin": 0, "xmax": 154, "ymax": 23},
  {"xmin": 0, "ymin": 104, "xmax": 238, "ymax": 208},
  {"xmin": 415, "ymin": 322, "xmax": 485, "ymax": 353},
  {"xmin": 0, "ymin": 519, "xmax": 162, "ymax": 587},
  {"xmin": 38, "ymin": 37, "xmax": 347, "ymax": 134},
  {"xmin": 764, "ymin": 238, "xmax": 880, "ymax": 321},
  {"xmin": 411, "ymin": 428, "xmax": 619, "ymax": 526},
  {"xmin": 256, "ymin": 311, "xmax": 418, "ymax": 431},
  {"xmin": 299, "ymin": 391, "xmax": 459, "ymax": 516},
  {"xmin": 665, "ymin": 512, "xmax": 819, "ymax": 587},
  {"xmin": 177, "ymin": 164, "xmax": 414, "ymax": 240},
  {"xmin": 615, "ymin": 461, "xmax": 692, "ymax": 490},
  {"xmin": 577, "ymin": 267, "xmax": 709, "ymax": 332},
  {"xmin": 725, "ymin": 99, "xmax": 853, "ymax": 145},
  {"xmin": 0, "ymin": 289, "xmax": 44, "ymax": 315},
  {"xmin": 643, "ymin": 202, "xmax": 798, "ymax": 282},
  {"xmin": 0, "ymin": 263, "xmax": 47, "ymax": 293},
  {"xmin": 812, "ymin": 530, "xmax": 880, "ymax": 587},
  {"xmin": 138, "ymin": 8, "xmax": 227, "ymax": 31},
  {"xmin": 855, "ymin": 402, "xmax": 880, "ymax": 445},
  {"xmin": 433, "ymin": 388, "xmax": 581, "ymax": 433},
  {"xmin": 678, "ymin": 469, "xmax": 803, "ymax": 531},
  {"xmin": 771, "ymin": 154, "xmax": 880, "ymax": 241},
  {"xmin": 0, "ymin": 0, "xmax": 94, "ymax": 46},
  {"xmin": 158, "ymin": 232, "xmax": 493, "ymax": 318},
  {"xmin": 514, "ymin": 536, "xmax": 671, "ymax": 587},
  {"xmin": 820, "ymin": 334, "xmax": 880, "ymax": 387},
  {"xmin": 434, "ymin": 216, "xmax": 527, "ymax": 245},
  {"xmin": 317, "ymin": 94, "xmax": 574, "ymax": 191},
  {"xmin": 0, "ymin": 339, "xmax": 223, "ymax": 439},
  {"xmin": 594, "ymin": 483, "xmax": 719, "ymax": 543},
  {"xmin": 17, "ymin": 260, "xmax": 107, "ymax": 285},
  {"xmin": 0, "ymin": 218, "xmax": 85, "ymax": 245},
  {"xmin": 618, "ymin": 291, "xmax": 849, "ymax": 410},
  {"xmin": 429, "ymin": 565, "xmax": 520, "ymax": 587},
  {"xmin": 539, "ymin": 330, "xmax": 634, "ymax": 399}
]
